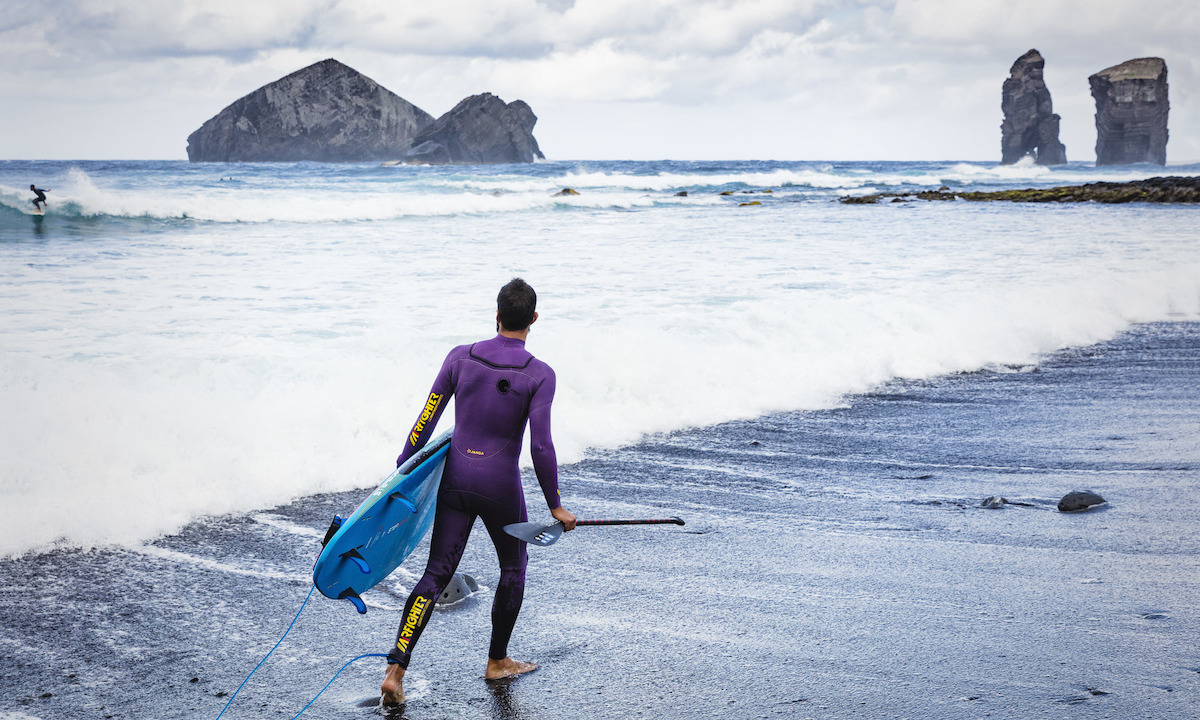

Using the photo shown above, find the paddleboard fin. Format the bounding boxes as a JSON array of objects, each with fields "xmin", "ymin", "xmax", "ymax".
[
  {"xmin": 320, "ymin": 516, "xmax": 344, "ymax": 548},
  {"xmin": 388, "ymin": 491, "xmax": 419, "ymax": 513},
  {"xmin": 337, "ymin": 588, "xmax": 367, "ymax": 614},
  {"xmin": 340, "ymin": 548, "xmax": 371, "ymax": 574}
]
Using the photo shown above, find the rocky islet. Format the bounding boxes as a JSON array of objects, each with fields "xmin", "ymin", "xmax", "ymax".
[
  {"xmin": 401, "ymin": 93, "xmax": 544, "ymax": 165},
  {"xmin": 1001, "ymin": 49, "xmax": 1067, "ymax": 166},
  {"xmin": 1090, "ymin": 57, "xmax": 1169, "ymax": 166},
  {"xmin": 187, "ymin": 59, "xmax": 542, "ymax": 164}
]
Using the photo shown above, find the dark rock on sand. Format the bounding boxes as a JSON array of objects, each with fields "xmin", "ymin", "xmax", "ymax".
[
  {"xmin": 186, "ymin": 59, "xmax": 433, "ymax": 162},
  {"xmin": 1001, "ymin": 50, "xmax": 1067, "ymax": 165},
  {"xmin": 1058, "ymin": 491, "xmax": 1107, "ymax": 513},
  {"xmin": 404, "ymin": 93, "xmax": 545, "ymax": 165},
  {"xmin": 436, "ymin": 572, "xmax": 479, "ymax": 605},
  {"xmin": 553, "ymin": 188, "xmax": 580, "ymax": 197},
  {"xmin": 1090, "ymin": 58, "xmax": 1169, "ymax": 165},
  {"xmin": 841, "ymin": 176, "xmax": 1200, "ymax": 204}
]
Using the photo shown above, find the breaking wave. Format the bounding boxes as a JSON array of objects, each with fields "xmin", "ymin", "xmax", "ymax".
[{"xmin": 3, "ymin": 159, "xmax": 1197, "ymax": 227}]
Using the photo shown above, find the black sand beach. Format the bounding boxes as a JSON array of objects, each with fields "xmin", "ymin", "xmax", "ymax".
[{"xmin": 2, "ymin": 321, "xmax": 1198, "ymax": 719}]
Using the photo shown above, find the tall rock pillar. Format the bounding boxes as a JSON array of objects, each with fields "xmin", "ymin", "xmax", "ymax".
[
  {"xmin": 1089, "ymin": 58, "xmax": 1169, "ymax": 166},
  {"xmin": 1001, "ymin": 49, "xmax": 1067, "ymax": 165}
]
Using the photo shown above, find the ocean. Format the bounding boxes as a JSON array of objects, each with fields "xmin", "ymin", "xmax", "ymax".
[{"xmin": 2, "ymin": 159, "xmax": 1199, "ymax": 719}]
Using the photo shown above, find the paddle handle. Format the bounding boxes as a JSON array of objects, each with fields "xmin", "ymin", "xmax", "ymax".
[{"xmin": 576, "ymin": 517, "xmax": 685, "ymax": 527}]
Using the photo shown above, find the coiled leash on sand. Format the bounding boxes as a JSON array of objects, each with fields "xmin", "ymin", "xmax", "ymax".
[{"xmin": 213, "ymin": 585, "xmax": 388, "ymax": 720}]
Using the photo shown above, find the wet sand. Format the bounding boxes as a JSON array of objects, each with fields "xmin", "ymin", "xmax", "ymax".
[{"xmin": 2, "ymin": 322, "xmax": 1198, "ymax": 719}]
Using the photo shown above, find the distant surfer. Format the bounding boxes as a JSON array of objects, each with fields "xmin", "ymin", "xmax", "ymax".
[
  {"xmin": 381, "ymin": 277, "xmax": 576, "ymax": 705},
  {"xmin": 30, "ymin": 185, "xmax": 48, "ymax": 210}
]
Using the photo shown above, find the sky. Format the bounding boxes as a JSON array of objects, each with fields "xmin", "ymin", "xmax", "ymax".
[{"xmin": 1, "ymin": 0, "xmax": 1196, "ymax": 162}]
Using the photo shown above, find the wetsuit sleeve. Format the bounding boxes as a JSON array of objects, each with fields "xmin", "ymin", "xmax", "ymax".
[
  {"xmin": 528, "ymin": 368, "xmax": 561, "ymax": 509},
  {"xmin": 396, "ymin": 352, "xmax": 455, "ymax": 467}
]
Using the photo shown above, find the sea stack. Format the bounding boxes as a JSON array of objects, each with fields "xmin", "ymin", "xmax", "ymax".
[
  {"xmin": 404, "ymin": 93, "xmax": 545, "ymax": 165},
  {"xmin": 1000, "ymin": 50, "xmax": 1067, "ymax": 165},
  {"xmin": 1089, "ymin": 58, "xmax": 1169, "ymax": 165},
  {"xmin": 186, "ymin": 59, "xmax": 433, "ymax": 162}
]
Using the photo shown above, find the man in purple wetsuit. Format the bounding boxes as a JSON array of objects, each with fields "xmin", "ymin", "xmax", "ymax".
[{"xmin": 381, "ymin": 278, "xmax": 576, "ymax": 704}]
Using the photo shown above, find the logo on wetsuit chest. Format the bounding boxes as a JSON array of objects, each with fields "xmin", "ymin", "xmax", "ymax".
[
  {"xmin": 496, "ymin": 379, "xmax": 511, "ymax": 394},
  {"xmin": 409, "ymin": 392, "xmax": 443, "ymax": 446}
]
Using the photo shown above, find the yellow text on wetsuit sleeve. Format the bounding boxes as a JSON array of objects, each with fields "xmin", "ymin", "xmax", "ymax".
[{"xmin": 409, "ymin": 392, "xmax": 443, "ymax": 446}]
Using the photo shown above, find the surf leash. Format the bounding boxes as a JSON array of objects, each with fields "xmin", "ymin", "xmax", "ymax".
[
  {"xmin": 213, "ymin": 584, "xmax": 388, "ymax": 719},
  {"xmin": 288, "ymin": 653, "xmax": 389, "ymax": 718},
  {"xmin": 214, "ymin": 585, "xmax": 315, "ymax": 720}
]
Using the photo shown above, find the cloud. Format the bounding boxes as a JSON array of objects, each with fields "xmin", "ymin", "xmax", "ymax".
[{"xmin": 1, "ymin": 0, "xmax": 1196, "ymax": 160}]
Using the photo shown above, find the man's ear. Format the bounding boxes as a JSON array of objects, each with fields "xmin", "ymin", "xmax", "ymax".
[{"xmin": 530, "ymin": 311, "xmax": 538, "ymax": 326}]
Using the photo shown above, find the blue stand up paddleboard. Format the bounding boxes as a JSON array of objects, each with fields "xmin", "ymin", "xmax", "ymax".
[{"xmin": 313, "ymin": 430, "xmax": 452, "ymax": 614}]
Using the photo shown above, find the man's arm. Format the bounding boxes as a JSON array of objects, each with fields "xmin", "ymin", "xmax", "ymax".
[
  {"xmin": 396, "ymin": 354, "xmax": 454, "ymax": 467},
  {"xmin": 529, "ymin": 369, "xmax": 575, "ymax": 524},
  {"xmin": 530, "ymin": 380, "xmax": 576, "ymax": 530}
]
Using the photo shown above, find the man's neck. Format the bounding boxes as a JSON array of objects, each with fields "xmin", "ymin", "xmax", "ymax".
[{"xmin": 498, "ymin": 328, "xmax": 529, "ymax": 342}]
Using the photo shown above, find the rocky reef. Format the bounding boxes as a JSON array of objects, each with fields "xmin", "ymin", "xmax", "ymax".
[
  {"xmin": 1089, "ymin": 58, "xmax": 1169, "ymax": 165},
  {"xmin": 187, "ymin": 59, "xmax": 434, "ymax": 163},
  {"xmin": 840, "ymin": 177, "xmax": 1200, "ymax": 204},
  {"xmin": 1001, "ymin": 50, "xmax": 1067, "ymax": 165},
  {"xmin": 402, "ymin": 93, "xmax": 545, "ymax": 165}
]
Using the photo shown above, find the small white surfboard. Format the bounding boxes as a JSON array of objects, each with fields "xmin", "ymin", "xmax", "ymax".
[{"xmin": 32, "ymin": 206, "xmax": 44, "ymax": 216}]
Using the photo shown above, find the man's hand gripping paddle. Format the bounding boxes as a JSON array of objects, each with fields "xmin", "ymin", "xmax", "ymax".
[{"xmin": 503, "ymin": 517, "xmax": 685, "ymax": 547}]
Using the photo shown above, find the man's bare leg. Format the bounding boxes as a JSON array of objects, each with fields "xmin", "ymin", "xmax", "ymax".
[
  {"xmin": 380, "ymin": 664, "xmax": 405, "ymax": 705},
  {"xmin": 485, "ymin": 656, "xmax": 539, "ymax": 680}
]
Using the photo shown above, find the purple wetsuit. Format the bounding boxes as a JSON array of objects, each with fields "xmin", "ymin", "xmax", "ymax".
[{"xmin": 388, "ymin": 334, "xmax": 560, "ymax": 667}]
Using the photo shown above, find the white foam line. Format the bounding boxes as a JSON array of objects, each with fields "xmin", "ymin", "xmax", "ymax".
[
  {"xmin": 569, "ymin": 472, "xmax": 780, "ymax": 501},
  {"xmin": 362, "ymin": 599, "xmax": 405, "ymax": 612},
  {"xmin": 0, "ymin": 712, "xmax": 48, "ymax": 720},
  {"xmin": 0, "ymin": 636, "xmax": 50, "ymax": 659},
  {"xmin": 252, "ymin": 513, "xmax": 325, "ymax": 540},
  {"xmin": 129, "ymin": 544, "xmax": 308, "ymax": 582},
  {"xmin": 791, "ymin": 453, "xmax": 1174, "ymax": 475}
]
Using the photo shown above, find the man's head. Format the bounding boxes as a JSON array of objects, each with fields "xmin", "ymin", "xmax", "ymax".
[
  {"xmin": 497, "ymin": 278, "xmax": 537, "ymax": 332},
  {"xmin": 30, "ymin": 185, "xmax": 34, "ymax": 190}
]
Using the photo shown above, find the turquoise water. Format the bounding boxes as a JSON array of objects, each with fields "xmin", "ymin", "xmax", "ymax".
[{"xmin": 2, "ymin": 159, "xmax": 1199, "ymax": 556}]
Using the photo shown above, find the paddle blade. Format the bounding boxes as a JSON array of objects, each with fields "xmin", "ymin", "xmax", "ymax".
[{"xmin": 503, "ymin": 520, "xmax": 565, "ymax": 547}]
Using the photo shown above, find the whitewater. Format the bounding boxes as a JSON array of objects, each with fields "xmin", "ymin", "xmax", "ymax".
[{"xmin": 2, "ymin": 158, "xmax": 1199, "ymax": 558}]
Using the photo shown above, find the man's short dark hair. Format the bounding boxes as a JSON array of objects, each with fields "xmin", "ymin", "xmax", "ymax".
[{"xmin": 497, "ymin": 278, "xmax": 537, "ymax": 331}]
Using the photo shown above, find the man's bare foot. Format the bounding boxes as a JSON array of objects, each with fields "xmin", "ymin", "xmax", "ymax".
[
  {"xmin": 380, "ymin": 663, "xmax": 405, "ymax": 705},
  {"xmin": 485, "ymin": 656, "xmax": 539, "ymax": 680}
]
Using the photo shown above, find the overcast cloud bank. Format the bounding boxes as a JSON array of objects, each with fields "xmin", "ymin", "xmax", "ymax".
[{"xmin": 1, "ymin": 0, "xmax": 1195, "ymax": 160}]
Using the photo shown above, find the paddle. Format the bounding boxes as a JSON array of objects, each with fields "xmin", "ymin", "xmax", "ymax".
[{"xmin": 503, "ymin": 517, "xmax": 685, "ymax": 547}]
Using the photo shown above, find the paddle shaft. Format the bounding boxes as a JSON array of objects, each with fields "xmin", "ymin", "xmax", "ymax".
[{"xmin": 576, "ymin": 517, "xmax": 685, "ymax": 527}]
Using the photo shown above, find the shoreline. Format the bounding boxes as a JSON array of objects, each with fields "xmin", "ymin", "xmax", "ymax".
[{"xmin": 2, "ymin": 321, "xmax": 1198, "ymax": 719}]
